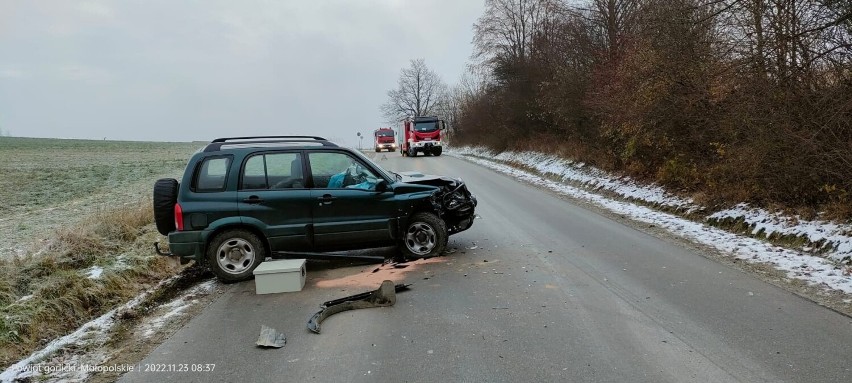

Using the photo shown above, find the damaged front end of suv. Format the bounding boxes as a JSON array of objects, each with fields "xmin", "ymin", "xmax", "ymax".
[{"xmin": 398, "ymin": 171, "xmax": 478, "ymax": 234}]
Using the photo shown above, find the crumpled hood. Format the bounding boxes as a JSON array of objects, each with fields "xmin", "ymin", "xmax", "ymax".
[{"xmin": 397, "ymin": 171, "xmax": 456, "ymax": 185}]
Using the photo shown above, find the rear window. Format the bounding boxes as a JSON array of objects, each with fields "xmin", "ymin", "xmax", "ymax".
[{"xmin": 194, "ymin": 156, "xmax": 231, "ymax": 192}]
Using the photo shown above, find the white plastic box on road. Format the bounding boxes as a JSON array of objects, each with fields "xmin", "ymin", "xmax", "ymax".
[{"xmin": 252, "ymin": 259, "xmax": 306, "ymax": 294}]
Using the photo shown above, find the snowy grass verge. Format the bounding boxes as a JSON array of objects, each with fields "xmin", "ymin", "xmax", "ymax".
[
  {"xmin": 0, "ymin": 276, "xmax": 216, "ymax": 383},
  {"xmin": 0, "ymin": 199, "xmax": 184, "ymax": 370},
  {"xmin": 0, "ymin": 277, "xmax": 178, "ymax": 382},
  {"xmin": 449, "ymin": 147, "xmax": 852, "ymax": 294}
]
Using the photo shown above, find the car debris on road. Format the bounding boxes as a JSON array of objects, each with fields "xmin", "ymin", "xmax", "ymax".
[
  {"xmin": 256, "ymin": 325, "xmax": 287, "ymax": 348},
  {"xmin": 307, "ymin": 280, "xmax": 411, "ymax": 334}
]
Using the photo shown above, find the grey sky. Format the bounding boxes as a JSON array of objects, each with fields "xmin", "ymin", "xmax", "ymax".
[{"xmin": 0, "ymin": 1, "xmax": 484, "ymax": 146}]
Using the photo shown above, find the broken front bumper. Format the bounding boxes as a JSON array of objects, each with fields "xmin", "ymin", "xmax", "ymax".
[
  {"xmin": 307, "ymin": 281, "xmax": 411, "ymax": 334},
  {"xmin": 437, "ymin": 182, "xmax": 477, "ymax": 234},
  {"xmin": 400, "ymin": 172, "xmax": 477, "ymax": 235}
]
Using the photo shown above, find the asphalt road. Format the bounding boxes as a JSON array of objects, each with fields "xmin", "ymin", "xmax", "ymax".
[{"xmin": 121, "ymin": 153, "xmax": 852, "ymax": 383}]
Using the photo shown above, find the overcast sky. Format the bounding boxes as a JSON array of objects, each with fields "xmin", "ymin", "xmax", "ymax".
[{"xmin": 0, "ymin": 1, "xmax": 484, "ymax": 146}]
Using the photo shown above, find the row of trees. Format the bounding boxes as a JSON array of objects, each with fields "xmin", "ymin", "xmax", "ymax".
[
  {"xmin": 445, "ymin": 0, "xmax": 852, "ymax": 215},
  {"xmin": 381, "ymin": 58, "xmax": 478, "ymax": 143}
]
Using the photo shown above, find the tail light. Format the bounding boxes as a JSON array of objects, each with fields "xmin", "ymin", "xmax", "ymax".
[{"xmin": 174, "ymin": 203, "xmax": 184, "ymax": 231}]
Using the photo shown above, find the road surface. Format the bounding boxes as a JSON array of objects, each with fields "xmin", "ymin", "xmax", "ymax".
[{"xmin": 121, "ymin": 153, "xmax": 852, "ymax": 383}]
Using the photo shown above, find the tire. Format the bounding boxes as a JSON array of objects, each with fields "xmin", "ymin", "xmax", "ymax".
[
  {"xmin": 399, "ymin": 212, "xmax": 447, "ymax": 260},
  {"xmin": 408, "ymin": 148, "xmax": 417, "ymax": 157},
  {"xmin": 375, "ymin": 147, "xmax": 380, "ymax": 152},
  {"xmin": 434, "ymin": 148, "xmax": 442, "ymax": 156},
  {"xmin": 153, "ymin": 178, "xmax": 179, "ymax": 235},
  {"xmin": 206, "ymin": 229, "xmax": 266, "ymax": 282}
]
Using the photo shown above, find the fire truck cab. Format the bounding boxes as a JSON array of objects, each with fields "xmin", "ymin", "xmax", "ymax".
[
  {"xmin": 399, "ymin": 116, "xmax": 445, "ymax": 157},
  {"xmin": 374, "ymin": 127, "xmax": 396, "ymax": 152}
]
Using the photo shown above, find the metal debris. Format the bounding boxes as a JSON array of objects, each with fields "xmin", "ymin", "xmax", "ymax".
[
  {"xmin": 307, "ymin": 280, "xmax": 411, "ymax": 334},
  {"xmin": 256, "ymin": 325, "xmax": 286, "ymax": 348}
]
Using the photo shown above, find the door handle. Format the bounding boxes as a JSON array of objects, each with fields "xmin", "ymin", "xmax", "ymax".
[
  {"xmin": 317, "ymin": 194, "xmax": 336, "ymax": 205},
  {"xmin": 242, "ymin": 196, "xmax": 264, "ymax": 204}
]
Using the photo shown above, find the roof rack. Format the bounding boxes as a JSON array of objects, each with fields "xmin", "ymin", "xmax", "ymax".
[
  {"xmin": 211, "ymin": 135, "xmax": 327, "ymax": 143},
  {"xmin": 204, "ymin": 136, "xmax": 337, "ymax": 152}
]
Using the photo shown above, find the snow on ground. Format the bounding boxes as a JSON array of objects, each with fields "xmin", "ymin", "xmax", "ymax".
[
  {"xmin": 86, "ymin": 266, "xmax": 104, "ymax": 279},
  {"xmin": 112, "ymin": 254, "xmax": 130, "ymax": 271},
  {"xmin": 449, "ymin": 147, "xmax": 852, "ymax": 294},
  {"xmin": 452, "ymin": 146, "xmax": 700, "ymax": 213},
  {"xmin": 138, "ymin": 280, "xmax": 217, "ymax": 338},
  {"xmin": 709, "ymin": 204, "xmax": 852, "ymax": 260},
  {"xmin": 0, "ymin": 277, "xmax": 181, "ymax": 383}
]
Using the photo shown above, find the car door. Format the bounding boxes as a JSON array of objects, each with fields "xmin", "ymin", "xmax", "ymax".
[
  {"xmin": 237, "ymin": 151, "xmax": 313, "ymax": 251},
  {"xmin": 307, "ymin": 151, "xmax": 397, "ymax": 249}
]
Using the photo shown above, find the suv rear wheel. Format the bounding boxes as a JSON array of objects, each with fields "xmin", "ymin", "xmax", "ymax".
[
  {"xmin": 399, "ymin": 212, "xmax": 447, "ymax": 260},
  {"xmin": 206, "ymin": 229, "xmax": 266, "ymax": 282}
]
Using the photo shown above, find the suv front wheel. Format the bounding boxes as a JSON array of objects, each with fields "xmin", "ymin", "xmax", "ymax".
[
  {"xmin": 206, "ymin": 229, "xmax": 266, "ymax": 282},
  {"xmin": 399, "ymin": 212, "xmax": 447, "ymax": 260}
]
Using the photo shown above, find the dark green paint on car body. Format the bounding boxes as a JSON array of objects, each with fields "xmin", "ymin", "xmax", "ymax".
[{"xmin": 155, "ymin": 136, "xmax": 476, "ymax": 281}]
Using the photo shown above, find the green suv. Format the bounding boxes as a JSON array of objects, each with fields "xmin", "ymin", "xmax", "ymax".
[{"xmin": 153, "ymin": 136, "xmax": 476, "ymax": 282}]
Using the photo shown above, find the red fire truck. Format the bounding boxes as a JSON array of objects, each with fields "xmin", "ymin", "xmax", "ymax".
[
  {"xmin": 373, "ymin": 127, "xmax": 396, "ymax": 152},
  {"xmin": 399, "ymin": 116, "xmax": 445, "ymax": 157}
]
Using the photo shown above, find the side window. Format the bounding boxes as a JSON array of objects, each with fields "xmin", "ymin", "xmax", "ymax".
[
  {"xmin": 195, "ymin": 157, "xmax": 231, "ymax": 192},
  {"xmin": 309, "ymin": 152, "xmax": 379, "ymax": 190},
  {"xmin": 241, "ymin": 152, "xmax": 303, "ymax": 190},
  {"xmin": 266, "ymin": 153, "xmax": 303, "ymax": 189},
  {"xmin": 241, "ymin": 155, "xmax": 267, "ymax": 189}
]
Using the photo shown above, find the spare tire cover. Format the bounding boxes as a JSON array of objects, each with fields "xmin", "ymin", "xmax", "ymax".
[{"xmin": 153, "ymin": 178, "xmax": 179, "ymax": 235}]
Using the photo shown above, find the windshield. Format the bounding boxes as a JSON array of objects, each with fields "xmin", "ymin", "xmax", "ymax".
[
  {"xmin": 375, "ymin": 130, "xmax": 394, "ymax": 137},
  {"xmin": 350, "ymin": 150, "xmax": 395, "ymax": 182},
  {"xmin": 413, "ymin": 121, "xmax": 438, "ymax": 133}
]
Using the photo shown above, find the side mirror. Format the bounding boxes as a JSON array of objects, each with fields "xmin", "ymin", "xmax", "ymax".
[
  {"xmin": 439, "ymin": 120, "xmax": 447, "ymax": 130},
  {"xmin": 375, "ymin": 180, "xmax": 389, "ymax": 193}
]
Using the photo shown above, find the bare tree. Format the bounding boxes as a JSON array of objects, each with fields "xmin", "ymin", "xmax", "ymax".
[
  {"xmin": 588, "ymin": 0, "xmax": 641, "ymax": 59},
  {"xmin": 457, "ymin": 66, "xmax": 491, "ymax": 100},
  {"xmin": 381, "ymin": 59, "xmax": 447, "ymax": 123},
  {"xmin": 473, "ymin": 0, "xmax": 563, "ymax": 66},
  {"xmin": 455, "ymin": 0, "xmax": 852, "ymax": 214}
]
